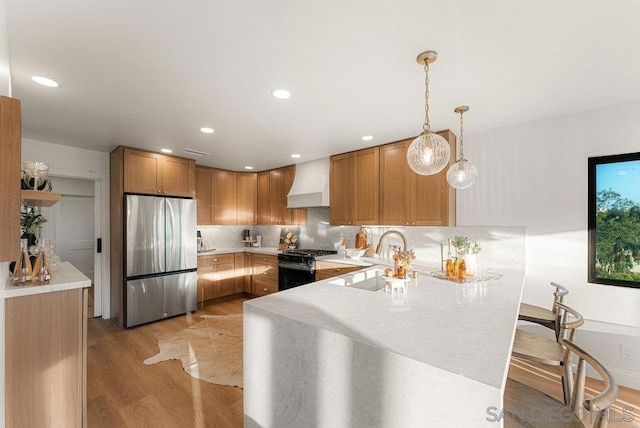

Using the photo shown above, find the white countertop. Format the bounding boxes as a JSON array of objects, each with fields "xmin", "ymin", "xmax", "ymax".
[
  {"xmin": 4, "ymin": 261, "xmax": 91, "ymax": 298},
  {"xmin": 197, "ymin": 247, "xmax": 281, "ymax": 256},
  {"xmin": 245, "ymin": 263, "xmax": 525, "ymax": 390}
]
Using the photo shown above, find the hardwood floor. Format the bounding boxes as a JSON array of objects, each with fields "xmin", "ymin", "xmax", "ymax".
[
  {"xmin": 88, "ymin": 294, "xmax": 640, "ymax": 427},
  {"xmin": 87, "ymin": 295, "xmax": 249, "ymax": 428}
]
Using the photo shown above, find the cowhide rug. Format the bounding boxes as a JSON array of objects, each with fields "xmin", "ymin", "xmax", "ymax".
[{"xmin": 143, "ymin": 314, "xmax": 243, "ymax": 388}]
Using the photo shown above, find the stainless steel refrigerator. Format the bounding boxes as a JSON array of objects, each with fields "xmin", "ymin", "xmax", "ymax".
[{"xmin": 123, "ymin": 195, "xmax": 197, "ymax": 328}]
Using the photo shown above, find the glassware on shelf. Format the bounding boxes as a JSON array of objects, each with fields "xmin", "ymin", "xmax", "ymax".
[
  {"xmin": 41, "ymin": 240, "xmax": 62, "ymax": 272},
  {"xmin": 32, "ymin": 240, "xmax": 52, "ymax": 284},
  {"xmin": 13, "ymin": 240, "xmax": 33, "ymax": 285}
]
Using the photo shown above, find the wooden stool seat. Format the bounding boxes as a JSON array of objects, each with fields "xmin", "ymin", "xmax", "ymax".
[
  {"xmin": 519, "ymin": 302, "xmax": 555, "ymax": 329},
  {"xmin": 512, "ymin": 329, "xmax": 565, "ymax": 365},
  {"xmin": 505, "ymin": 340, "xmax": 618, "ymax": 428},
  {"xmin": 519, "ymin": 282, "xmax": 569, "ymax": 334},
  {"xmin": 504, "ymin": 378, "xmax": 583, "ymax": 427}
]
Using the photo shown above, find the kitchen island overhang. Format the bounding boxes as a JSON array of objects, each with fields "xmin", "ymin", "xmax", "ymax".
[{"xmin": 244, "ymin": 263, "xmax": 525, "ymax": 428}]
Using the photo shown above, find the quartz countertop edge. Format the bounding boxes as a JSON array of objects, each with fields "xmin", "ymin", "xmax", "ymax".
[
  {"xmin": 4, "ymin": 262, "xmax": 91, "ymax": 298},
  {"xmin": 197, "ymin": 247, "xmax": 281, "ymax": 256}
]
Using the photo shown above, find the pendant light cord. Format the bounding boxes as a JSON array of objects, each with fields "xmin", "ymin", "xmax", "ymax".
[
  {"xmin": 423, "ymin": 61, "xmax": 431, "ymax": 133},
  {"xmin": 458, "ymin": 109, "xmax": 464, "ymax": 160}
]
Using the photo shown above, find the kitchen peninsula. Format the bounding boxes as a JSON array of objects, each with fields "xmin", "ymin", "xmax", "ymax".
[{"xmin": 244, "ymin": 263, "xmax": 524, "ymax": 427}]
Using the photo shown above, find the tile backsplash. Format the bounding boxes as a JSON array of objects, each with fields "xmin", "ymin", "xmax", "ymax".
[{"xmin": 199, "ymin": 207, "xmax": 525, "ymax": 270}]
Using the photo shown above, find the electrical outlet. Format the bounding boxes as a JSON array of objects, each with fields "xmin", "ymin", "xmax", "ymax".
[{"xmin": 620, "ymin": 344, "xmax": 635, "ymax": 360}]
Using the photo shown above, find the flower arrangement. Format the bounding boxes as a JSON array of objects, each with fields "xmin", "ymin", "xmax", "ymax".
[{"xmin": 390, "ymin": 245, "xmax": 416, "ymax": 278}]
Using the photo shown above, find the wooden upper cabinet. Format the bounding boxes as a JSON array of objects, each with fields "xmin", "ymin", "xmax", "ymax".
[
  {"xmin": 353, "ymin": 147, "xmax": 379, "ymax": 225},
  {"xmin": 269, "ymin": 168, "xmax": 284, "ymax": 225},
  {"xmin": 236, "ymin": 172, "xmax": 257, "ymax": 225},
  {"xmin": 380, "ymin": 140, "xmax": 411, "ymax": 225},
  {"xmin": 0, "ymin": 96, "xmax": 22, "ymax": 261},
  {"xmin": 330, "ymin": 147, "xmax": 379, "ymax": 225},
  {"xmin": 212, "ymin": 169, "xmax": 237, "ymax": 225},
  {"xmin": 257, "ymin": 171, "xmax": 271, "ymax": 225},
  {"xmin": 330, "ymin": 152, "xmax": 353, "ymax": 225},
  {"xmin": 195, "ymin": 166, "xmax": 212, "ymax": 224},
  {"xmin": 380, "ymin": 131, "xmax": 456, "ymax": 226},
  {"xmin": 123, "ymin": 148, "xmax": 195, "ymax": 197},
  {"xmin": 161, "ymin": 155, "xmax": 196, "ymax": 198},
  {"xmin": 410, "ymin": 130, "xmax": 456, "ymax": 226}
]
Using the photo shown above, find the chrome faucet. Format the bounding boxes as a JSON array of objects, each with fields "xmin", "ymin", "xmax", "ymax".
[{"xmin": 375, "ymin": 230, "xmax": 408, "ymax": 255}]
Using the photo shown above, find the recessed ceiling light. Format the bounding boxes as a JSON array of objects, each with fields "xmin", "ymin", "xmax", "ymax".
[
  {"xmin": 244, "ymin": 166, "xmax": 254, "ymax": 170},
  {"xmin": 272, "ymin": 89, "xmax": 291, "ymax": 100},
  {"xmin": 160, "ymin": 148, "xmax": 173, "ymax": 153},
  {"xmin": 200, "ymin": 127, "xmax": 214, "ymax": 134},
  {"xmin": 31, "ymin": 75, "xmax": 60, "ymax": 88},
  {"xmin": 291, "ymin": 154, "xmax": 301, "ymax": 159},
  {"xmin": 361, "ymin": 135, "xmax": 373, "ymax": 141}
]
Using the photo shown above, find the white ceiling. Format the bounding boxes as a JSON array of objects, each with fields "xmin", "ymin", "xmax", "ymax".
[{"xmin": 7, "ymin": 0, "xmax": 640, "ymax": 171}]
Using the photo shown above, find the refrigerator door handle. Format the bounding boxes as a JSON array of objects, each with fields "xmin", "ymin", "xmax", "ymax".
[{"xmin": 166, "ymin": 199, "xmax": 175, "ymax": 271}]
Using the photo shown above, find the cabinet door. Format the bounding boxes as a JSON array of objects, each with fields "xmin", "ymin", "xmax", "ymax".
[
  {"xmin": 410, "ymin": 130, "xmax": 456, "ymax": 226},
  {"xmin": 161, "ymin": 155, "xmax": 195, "ymax": 197},
  {"xmin": 0, "ymin": 96, "xmax": 21, "ymax": 261},
  {"xmin": 234, "ymin": 252, "xmax": 247, "ymax": 293},
  {"xmin": 353, "ymin": 147, "xmax": 380, "ymax": 225},
  {"xmin": 257, "ymin": 171, "xmax": 270, "ymax": 225},
  {"xmin": 217, "ymin": 262, "xmax": 236, "ymax": 297},
  {"xmin": 213, "ymin": 169, "xmax": 237, "ymax": 225},
  {"xmin": 124, "ymin": 149, "xmax": 163, "ymax": 195},
  {"xmin": 330, "ymin": 153, "xmax": 353, "ymax": 225},
  {"xmin": 269, "ymin": 168, "xmax": 285, "ymax": 225},
  {"xmin": 282, "ymin": 165, "xmax": 307, "ymax": 225},
  {"xmin": 197, "ymin": 265, "xmax": 216, "ymax": 302},
  {"xmin": 195, "ymin": 166, "xmax": 212, "ymax": 225},
  {"xmin": 236, "ymin": 172, "xmax": 257, "ymax": 225},
  {"xmin": 380, "ymin": 140, "xmax": 411, "ymax": 225}
]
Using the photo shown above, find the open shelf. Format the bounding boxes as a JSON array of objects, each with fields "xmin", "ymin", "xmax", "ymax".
[{"xmin": 21, "ymin": 190, "xmax": 61, "ymax": 207}]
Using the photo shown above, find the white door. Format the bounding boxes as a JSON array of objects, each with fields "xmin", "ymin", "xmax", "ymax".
[{"xmin": 57, "ymin": 196, "xmax": 95, "ymax": 282}]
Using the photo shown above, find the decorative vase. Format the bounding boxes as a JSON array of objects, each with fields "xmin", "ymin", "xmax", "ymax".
[{"xmin": 463, "ymin": 253, "xmax": 477, "ymax": 276}]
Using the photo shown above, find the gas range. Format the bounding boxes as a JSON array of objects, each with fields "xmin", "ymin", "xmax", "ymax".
[{"xmin": 278, "ymin": 249, "xmax": 338, "ymax": 291}]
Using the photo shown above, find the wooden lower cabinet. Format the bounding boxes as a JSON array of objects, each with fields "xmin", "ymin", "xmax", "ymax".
[
  {"xmin": 197, "ymin": 253, "xmax": 236, "ymax": 303},
  {"xmin": 316, "ymin": 261, "xmax": 362, "ymax": 281},
  {"xmin": 250, "ymin": 253, "xmax": 278, "ymax": 296},
  {"xmin": 234, "ymin": 252, "xmax": 251, "ymax": 293},
  {"xmin": 5, "ymin": 288, "xmax": 88, "ymax": 427}
]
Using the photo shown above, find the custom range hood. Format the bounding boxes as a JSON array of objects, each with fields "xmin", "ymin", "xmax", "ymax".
[{"xmin": 287, "ymin": 157, "xmax": 330, "ymax": 208}]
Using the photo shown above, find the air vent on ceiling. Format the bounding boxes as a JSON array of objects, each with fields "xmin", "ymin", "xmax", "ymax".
[{"xmin": 183, "ymin": 148, "xmax": 210, "ymax": 157}]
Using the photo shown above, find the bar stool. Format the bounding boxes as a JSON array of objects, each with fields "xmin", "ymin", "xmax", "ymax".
[
  {"xmin": 519, "ymin": 282, "xmax": 569, "ymax": 337},
  {"xmin": 512, "ymin": 302, "xmax": 583, "ymax": 404},
  {"xmin": 505, "ymin": 339, "xmax": 618, "ymax": 428}
]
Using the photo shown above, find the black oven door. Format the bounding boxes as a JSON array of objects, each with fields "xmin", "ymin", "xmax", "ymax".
[{"xmin": 278, "ymin": 262, "xmax": 315, "ymax": 291}]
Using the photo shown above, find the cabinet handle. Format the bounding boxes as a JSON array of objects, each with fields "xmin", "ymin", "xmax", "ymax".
[
  {"xmin": 263, "ymin": 272, "xmax": 268, "ymax": 275},
  {"xmin": 412, "ymin": 222, "xmax": 416, "ymax": 225},
  {"xmin": 335, "ymin": 269, "xmax": 341, "ymax": 272},
  {"xmin": 213, "ymin": 258, "xmax": 218, "ymax": 261},
  {"xmin": 263, "ymin": 288, "xmax": 269, "ymax": 292}
]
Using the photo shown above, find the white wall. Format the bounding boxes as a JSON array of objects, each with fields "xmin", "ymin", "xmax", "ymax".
[
  {"xmin": 458, "ymin": 101, "xmax": 640, "ymax": 388},
  {"xmin": 458, "ymin": 100, "xmax": 640, "ymax": 328}
]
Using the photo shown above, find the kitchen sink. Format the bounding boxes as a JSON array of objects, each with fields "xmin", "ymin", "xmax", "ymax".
[{"xmin": 327, "ymin": 267, "xmax": 388, "ymax": 292}]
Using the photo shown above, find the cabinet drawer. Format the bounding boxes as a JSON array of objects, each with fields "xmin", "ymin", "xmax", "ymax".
[
  {"xmin": 198, "ymin": 253, "xmax": 235, "ymax": 267},
  {"xmin": 252, "ymin": 263, "xmax": 278, "ymax": 282},
  {"xmin": 315, "ymin": 262, "xmax": 361, "ymax": 281},
  {"xmin": 253, "ymin": 277, "xmax": 278, "ymax": 296},
  {"xmin": 251, "ymin": 254, "xmax": 278, "ymax": 267}
]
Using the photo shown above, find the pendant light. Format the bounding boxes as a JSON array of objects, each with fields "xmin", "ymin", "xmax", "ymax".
[
  {"xmin": 446, "ymin": 106, "xmax": 478, "ymax": 189},
  {"xmin": 406, "ymin": 51, "xmax": 451, "ymax": 175}
]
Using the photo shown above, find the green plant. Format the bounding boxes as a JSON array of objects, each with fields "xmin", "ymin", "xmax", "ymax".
[
  {"xmin": 451, "ymin": 236, "xmax": 482, "ymax": 255},
  {"xmin": 20, "ymin": 209, "xmax": 47, "ymax": 235}
]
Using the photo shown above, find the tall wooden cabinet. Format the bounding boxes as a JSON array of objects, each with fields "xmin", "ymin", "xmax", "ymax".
[
  {"xmin": 380, "ymin": 131, "xmax": 456, "ymax": 226},
  {"xmin": 213, "ymin": 169, "xmax": 237, "ymax": 225},
  {"xmin": 0, "ymin": 95, "xmax": 21, "ymax": 261},
  {"xmin": 330, "ymin": 147, "xmax": 380, "ymax": 225},
  {"xmin": 110, "ymin": 146, "xmax": 196, "ymax": 321}
]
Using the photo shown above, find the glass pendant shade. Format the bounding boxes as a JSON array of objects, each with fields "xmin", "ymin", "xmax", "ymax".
[
  {"xmin": 446, "ymin": 158, "xmax": 478, "ymax": 189},
  {"xmin": 406, "ymin": 131, "xmax": 451, "ymax": 175}
]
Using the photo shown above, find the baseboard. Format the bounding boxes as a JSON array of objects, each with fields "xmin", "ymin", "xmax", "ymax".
[{"xmin": 609, "ymin": 367, "xmax": 640, "ymax": 391}]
